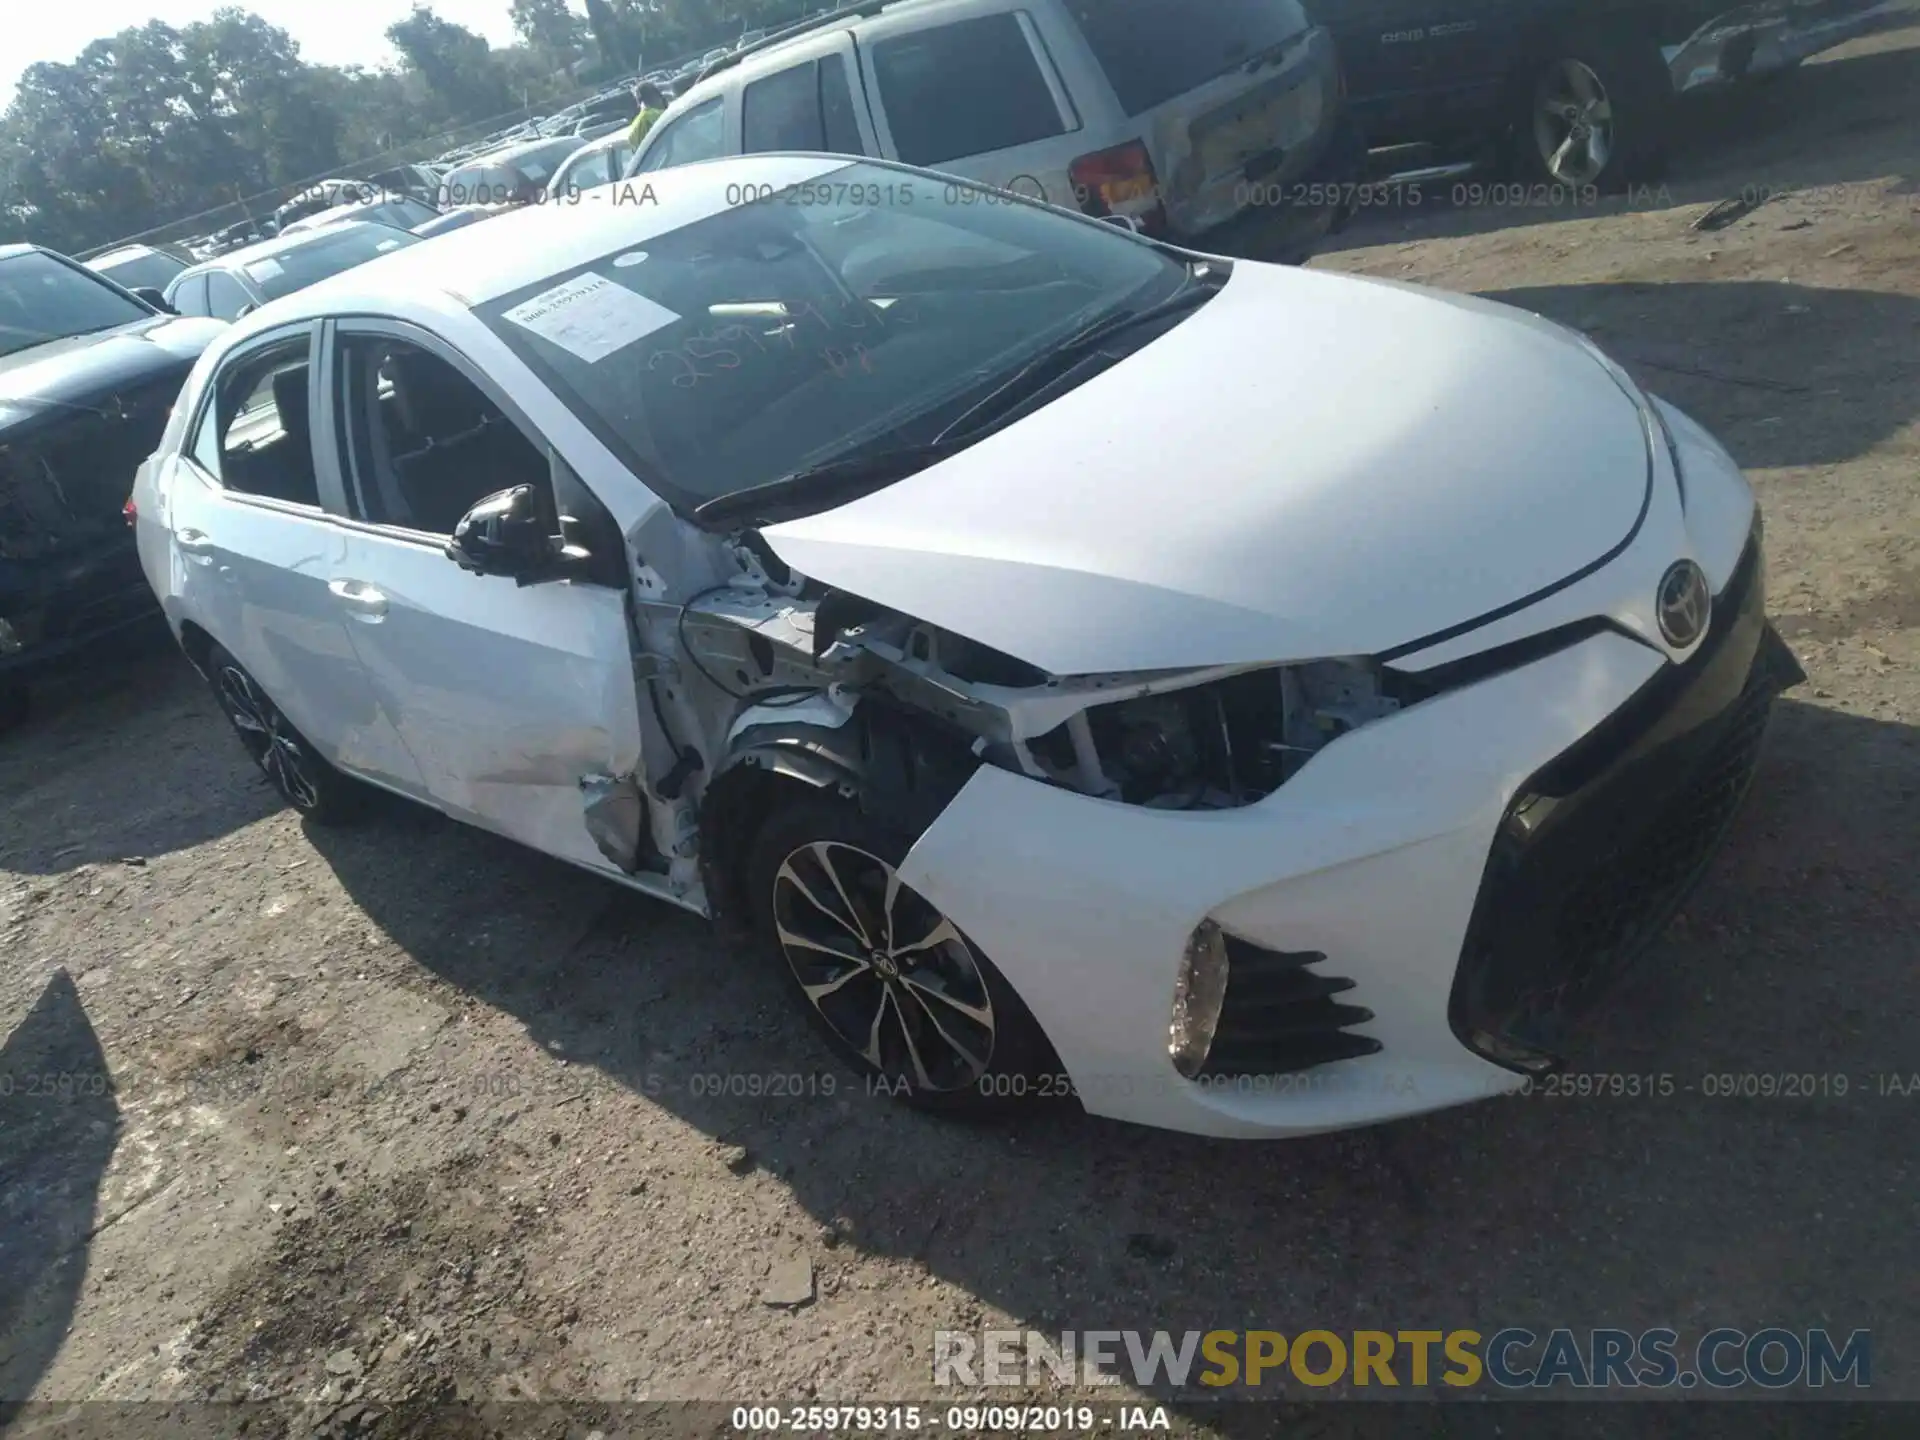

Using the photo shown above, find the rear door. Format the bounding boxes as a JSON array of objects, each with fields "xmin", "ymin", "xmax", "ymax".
[
  {"xmin": 1056, "ymin": 0, "xmax": 1336, "ymax": 234},
  {"xmin": 318, "ymin": 318, "xmax": 646, "ymax": 874},
  {"xmin": 164, "ymin": 324, "xmax": 408, "ymax": 781},
  {"xmin": 856, "ymin": 7, "xmax": 1083, "ymax": 207}
]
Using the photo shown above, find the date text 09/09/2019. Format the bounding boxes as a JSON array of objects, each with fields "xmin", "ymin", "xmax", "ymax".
[{"xmin": 730, "ymin": 1405, "xmax": 1170, "ymax": 1433}]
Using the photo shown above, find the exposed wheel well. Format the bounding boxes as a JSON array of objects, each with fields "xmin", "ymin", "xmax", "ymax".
[{"xmin": 696, "ymin": 703, "xmax": 981, "ymax": 941}]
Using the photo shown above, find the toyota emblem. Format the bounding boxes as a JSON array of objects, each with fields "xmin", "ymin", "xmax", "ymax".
[{"xmin": 1656, "ymin": 559, "xmax": 1711, "ymax": 648}]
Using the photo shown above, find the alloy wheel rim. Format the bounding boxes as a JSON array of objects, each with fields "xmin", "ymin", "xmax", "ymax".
[
  {"xmin": 216, "ymin": 665, "xmax": 320, "ymax": 811},
  {"xmin": 771, "ymin": 841, "xmax": 995, "ymax": 1092},
  {"xmin": 1533, "ymin": 60, "xmax": 1615, "ymax": 185}
]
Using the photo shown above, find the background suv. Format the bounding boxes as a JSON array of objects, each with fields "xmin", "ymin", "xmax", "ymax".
[{"xmin": 628, "ymin": 0, "xmax": 1364, "ymax": 263}]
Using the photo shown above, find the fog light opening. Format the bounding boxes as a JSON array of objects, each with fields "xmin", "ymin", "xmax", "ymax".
[{"xmin": 1170, "ymin": 920, "xmax": 1231, "ymax": 1079}]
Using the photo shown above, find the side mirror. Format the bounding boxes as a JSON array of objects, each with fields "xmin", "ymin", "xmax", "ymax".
[
  {"xmin": 132, "ymin": 287, "xmax": 174, "ymax": 313},
  {"xmin": 234, "ymin": 302, "xmax": 257, "ymax": 320},
  {"xmin": 446, "ymin": 484, "xmax": 591, "ymax": 586}
]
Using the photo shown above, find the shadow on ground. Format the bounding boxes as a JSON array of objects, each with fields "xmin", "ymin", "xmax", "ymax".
[
  {"xmin": 0, "ymin": 972, "xmax": 120, "ymax": 1410},
  {"xmin": 0, "ymin": 639, "xmax": 281, "ymax": 876},
  {"xmin": 302, "ymin": 689, "xmax": 1920, "ymax": 1393},
  {"xmin": 1480, "ymin": 279, "xmax": 1920, "ymax": 471}
]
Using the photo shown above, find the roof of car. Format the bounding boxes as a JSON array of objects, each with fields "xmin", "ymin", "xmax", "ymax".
[
  {"xmin": 227, "ymin": 154, "xmax": 845, "ymax": 328},
  {"xmin": 456, "ymin": 134, "xmax": 579, "ymax": 169},
  {"xmin": 0, "ymin": 243, "xmax": 40, "ymax": 261},
  {"xmin": 87, "ymin": 244, "xmax": 172, "ymax": 264},
  {"xmin": 172, "ymin": 220, "xmax": 403, "ymax": 280}
]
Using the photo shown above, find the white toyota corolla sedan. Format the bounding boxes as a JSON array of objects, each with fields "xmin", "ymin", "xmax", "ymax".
[{"xmin": 133, "ymin": 154, "xmax": 1804, "ymax": 1138}]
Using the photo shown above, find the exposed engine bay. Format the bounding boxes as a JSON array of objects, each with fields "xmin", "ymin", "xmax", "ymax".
[{"xmin": 618, "ymin": 539, "xmax": 1407, "ymax": 892}]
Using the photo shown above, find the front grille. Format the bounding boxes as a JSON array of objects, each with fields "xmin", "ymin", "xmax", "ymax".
[
  {"xmin": 1449, "ymin": 530, "xmax": 1803, "ymax": 1067},
  {"xmin": 1551, "ymin": 674, "xmax": 1775, "ymax": 984},
  {"xmin": 1197, "ymin": 936, "xmax": 1383, "ymax": 1078}
]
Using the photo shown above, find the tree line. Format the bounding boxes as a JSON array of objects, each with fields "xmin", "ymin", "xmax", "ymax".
[{"xmin": 0, "ymin": 0, "xmax": 816, "ymax": 256}]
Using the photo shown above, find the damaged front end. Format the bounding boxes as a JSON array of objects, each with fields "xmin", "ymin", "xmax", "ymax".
[{"xmin": 634, "ymin": 533, "xmax": 1414, "ymax": 927}]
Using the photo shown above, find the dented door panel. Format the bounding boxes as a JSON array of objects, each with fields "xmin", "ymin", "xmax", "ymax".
[{"xmin": 333, "ymin": 524, "xmax": 645, "ymax": 873}]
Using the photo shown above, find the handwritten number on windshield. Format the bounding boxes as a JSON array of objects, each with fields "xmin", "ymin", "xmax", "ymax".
[{"xmin": 647, "ymin": 298, "xmax": 912, "ymax": 388}]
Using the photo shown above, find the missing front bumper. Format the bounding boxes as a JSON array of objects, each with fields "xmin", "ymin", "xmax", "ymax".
[{"xmin": 1448, "ymin": 534, "xmax": 1804, "ymax": 1071}]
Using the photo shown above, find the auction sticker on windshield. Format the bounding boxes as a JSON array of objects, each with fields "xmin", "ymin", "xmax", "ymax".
[{"xmin": 502, "ymin": 272, "xmax": 679, "ymax": 363}]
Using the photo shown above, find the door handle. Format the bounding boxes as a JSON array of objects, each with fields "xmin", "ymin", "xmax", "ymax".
[
  {"xmin": 176, "ymin": 528, "xmax": 216, "ymax": 566},
  {"xmin": 328, "ymin": 578, "xmax": 390, "ymax": 620}
]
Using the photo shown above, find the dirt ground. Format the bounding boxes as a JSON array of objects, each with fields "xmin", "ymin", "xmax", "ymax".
[{"xmin": 4, "ymin": 25, "xmax": 1918, "ymax": 1439}]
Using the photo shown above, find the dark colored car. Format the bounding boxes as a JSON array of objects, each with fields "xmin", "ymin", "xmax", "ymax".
[
  {"xmin": 163, "ymin": 222, "xmax": 420, "ymax": 323},
  {"xmin": 1307, "ymin": 0, "xmax": 1920, "ymax": 186},
  {"xmin": 0, "ymin": 246, "xmax": 226, "ymax": 728}
]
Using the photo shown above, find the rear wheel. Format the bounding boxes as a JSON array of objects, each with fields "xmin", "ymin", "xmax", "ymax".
[
  {"xmin": 1516, "ymin": 35, "xmax": 1673, "ymax": 190},
  {"xmin": 206, "ymin": 643, "xmax": 360, "ymax": 823},
  {"xmin": 745, "ymin": 796, "xmax": 1058, "ymax": 1116}
]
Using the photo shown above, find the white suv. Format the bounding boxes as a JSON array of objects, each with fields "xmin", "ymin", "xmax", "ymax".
[{"xmin": 627, "ymin": 0, "xmax": 1363, "ymax": 262}]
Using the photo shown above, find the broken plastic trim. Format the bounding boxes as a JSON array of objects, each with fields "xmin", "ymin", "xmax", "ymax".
[{"xmin": 580, "ymin": 772, "xmax": 653, "ymax": 875}]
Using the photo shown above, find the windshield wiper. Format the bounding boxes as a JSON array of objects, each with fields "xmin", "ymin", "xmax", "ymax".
[
  {"xmin": 692, "ymin": 270, "xmax": 1224, "ymax": 529},
  {"xmin": 692, "ymin": 440, "xmax": 968, "ymax": 527},
  {"xmin": 933, "ymin": 271, "xmax": 1224, "ymax": 447}
]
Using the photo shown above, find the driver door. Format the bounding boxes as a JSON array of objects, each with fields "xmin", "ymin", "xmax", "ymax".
[{"xmin": 315, "ymin": 317, "xmax": 645, "ymax": 873}]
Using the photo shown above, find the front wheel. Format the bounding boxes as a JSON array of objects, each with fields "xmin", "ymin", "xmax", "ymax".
[
  {"xmin": 1517, "ymin": 36, "xmax": 1674, "ymax": 190},
  {"xmin": 745, "ymin": 796, "xmax": 1059, "ymax": 1116},
  {"xmin": 206, "ymin": 643, "xmax": 360, "ymax": 823}
]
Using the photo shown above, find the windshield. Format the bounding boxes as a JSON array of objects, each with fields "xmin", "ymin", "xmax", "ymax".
[
  {"xmin": 242, "ymin": 226, "xmax": 417, "ymax": 301},
  {"xmin": 0, "ymin": 251, "xmax": 152, "ymax": 358},
  {"xmin": 477, "ymin": 161, "xmax": 1190, "ymax": 517},
  {"xmin": 92, "ymin": 250, "xmax": 187, "ymax": 292}
]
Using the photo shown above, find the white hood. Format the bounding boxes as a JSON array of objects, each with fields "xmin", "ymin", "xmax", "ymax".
[{"xmin": 762, "ymin": 263, "xmax": 1652, "ymax": 676}]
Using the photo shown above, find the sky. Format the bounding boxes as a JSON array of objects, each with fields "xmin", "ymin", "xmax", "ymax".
[{"xmin": 5, "ymin": 0, "xmax": 523, "ymax": 106}]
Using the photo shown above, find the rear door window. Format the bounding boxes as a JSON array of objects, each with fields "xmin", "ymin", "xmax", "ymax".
[
  {"xmin": 742, "ymin": 56, "xmax": 871, "ymax": 155},
  {"xmin": 820, "ymin": 55, "xmax": 866, "ymax": 154},
  {"xmin": 870, "ymin": 14, "xmax": 1069, "ymax": 166},
  {"xmin": 744, "ymin": 63, "xmax": 824, "ymax": 152},
  {"xmin": 1064, "ymin": 0, "xmax": 1303, "ymax": 115}
]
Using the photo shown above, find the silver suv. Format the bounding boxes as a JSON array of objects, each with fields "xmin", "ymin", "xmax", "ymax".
[{"xmin": 623, "ymin": 0, "xmax": 1362, "ymax": 262}]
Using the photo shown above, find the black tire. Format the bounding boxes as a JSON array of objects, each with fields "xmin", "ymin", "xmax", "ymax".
[
  {"xmin": 0, "ymin": 682, "xmax": 28, "ymax": 736},
  {"xmin": 1512, "ymin": 33, "xmax": 1674, "ymax": 191},
  {"xmin": 745, "ymin": 794, "xmax": 1059, "ymax": 1117},
  {"xmin": 205, "ymin": 643, "xmax": 361, "ymax": 824}
]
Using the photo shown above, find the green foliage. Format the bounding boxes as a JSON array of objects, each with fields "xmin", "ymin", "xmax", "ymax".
[{"xmin": 0, "ymin": 1, "xmax": 793, "ymax": 256}]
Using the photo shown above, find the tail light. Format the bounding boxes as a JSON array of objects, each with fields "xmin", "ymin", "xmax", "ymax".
[
  {"xmin": 1069, "ymin": 141, "xmax": 1168, "ymax": 235},
  {"xmin": 123, "ymin": 497, "xmax": 138, "ymax": 526}
]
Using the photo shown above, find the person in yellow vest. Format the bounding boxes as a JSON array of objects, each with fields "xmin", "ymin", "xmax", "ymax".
[{"xmin": 626, "ymin": 82, "xmax": 670, "ymax": 152}]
